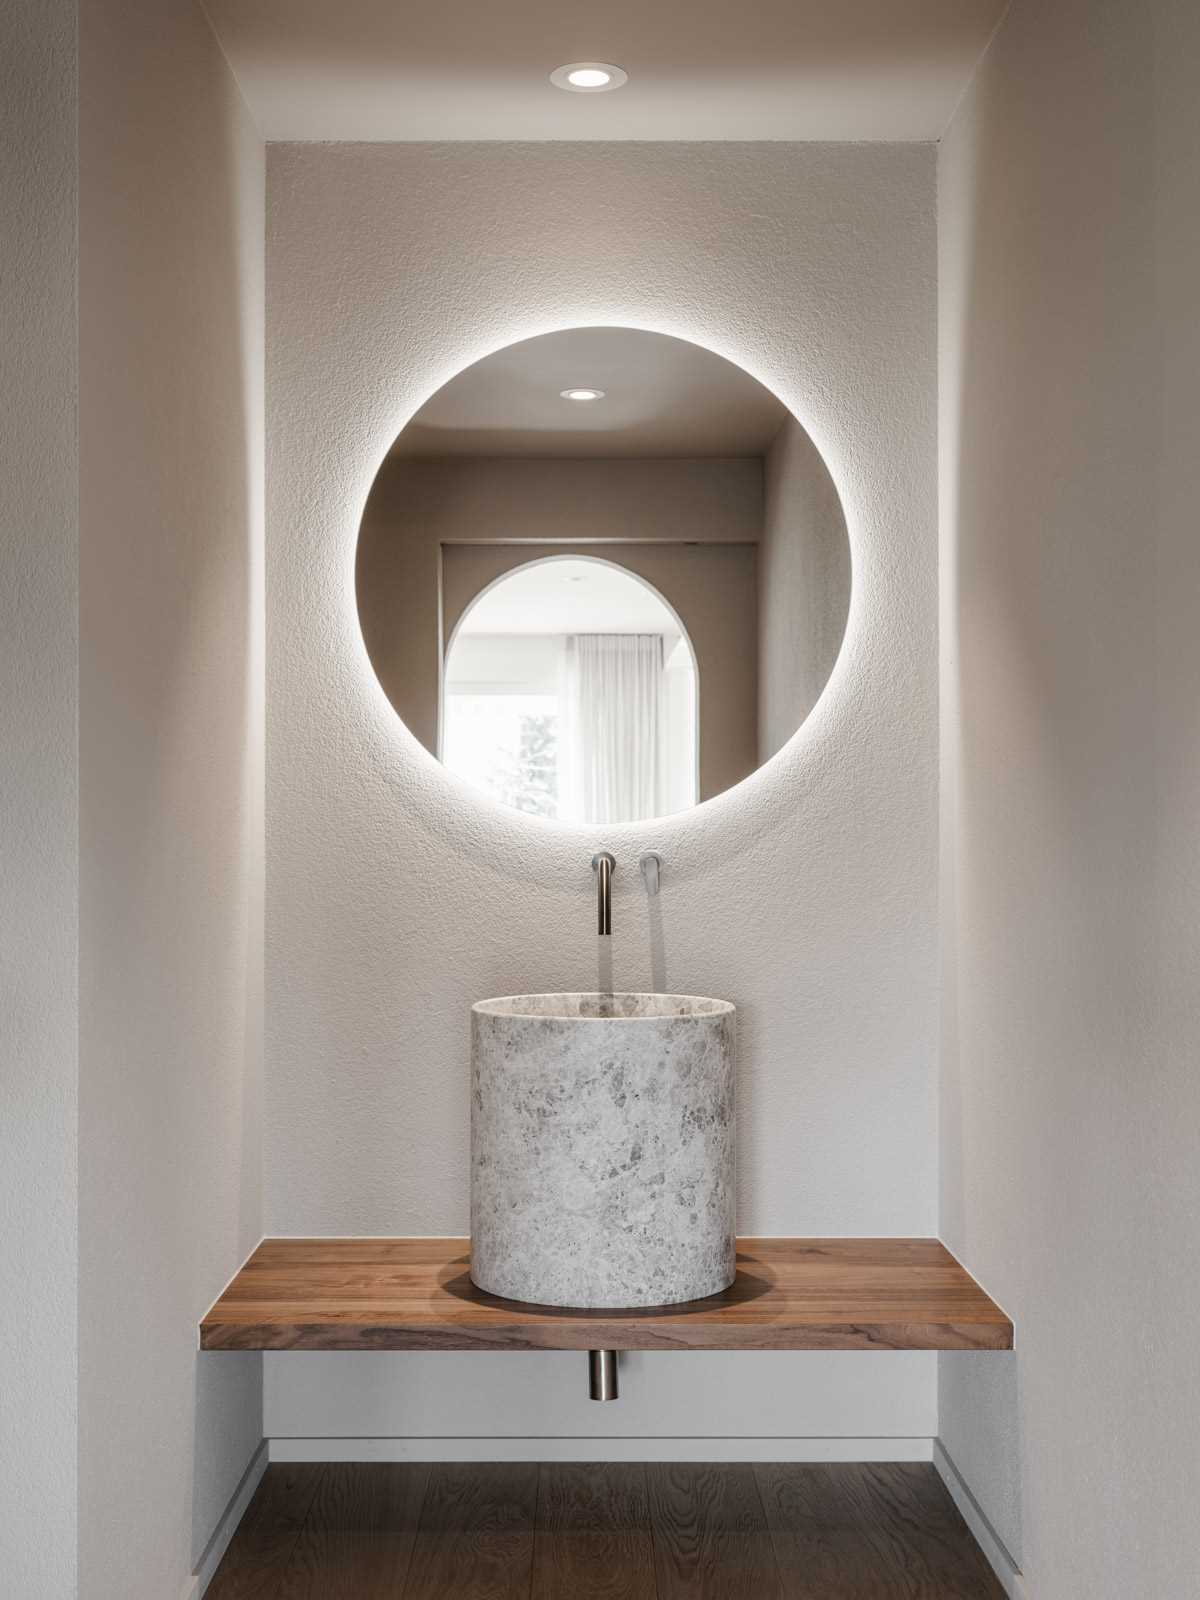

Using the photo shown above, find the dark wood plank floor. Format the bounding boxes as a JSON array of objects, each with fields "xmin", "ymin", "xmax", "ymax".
[{"xmin": 206, "ymin": 1462, "xmax": 1005, "ymax": 1599}]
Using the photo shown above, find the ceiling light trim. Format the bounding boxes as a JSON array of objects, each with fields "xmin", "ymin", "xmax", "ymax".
[{"xmin": 549, "ymin": 61, "xmax": 629, "ymax": 94}]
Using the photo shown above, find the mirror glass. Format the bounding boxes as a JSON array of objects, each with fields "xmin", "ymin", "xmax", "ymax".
[{"xmin": 357, "ymin": 327, "xmax": 850, "ymax": 824}]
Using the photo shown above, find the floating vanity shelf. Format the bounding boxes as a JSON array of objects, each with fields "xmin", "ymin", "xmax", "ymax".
[{"xmin": 200, "ymin": 1238, "xmax": 1012, "ymax": 1353}]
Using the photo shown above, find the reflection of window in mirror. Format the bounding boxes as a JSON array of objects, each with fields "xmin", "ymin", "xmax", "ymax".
[{"xmin": 442, "ymin": 559, "xmax": 698, "ymax": 824}]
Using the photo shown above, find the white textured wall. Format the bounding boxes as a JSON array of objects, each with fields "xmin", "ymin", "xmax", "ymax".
[
  {"xmin": 0, "ymin": 4, "xmax": 79, "ymax": 1593},
  {"xmin": 266, "ymin": 142, "xmax": 939, "ymax": 1445},
  {"xmin": 78, "ymin": 2, "xmax": 265, "ymax": 1593},
  {"xmin": 939, "ymin": 0, "xmax": 1200, "ymax": 1590}
]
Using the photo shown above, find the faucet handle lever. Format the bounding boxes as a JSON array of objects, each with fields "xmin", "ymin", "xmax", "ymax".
[{"xmin": 638, "ymin": 852, "xmax": 662, "ymax": 897}]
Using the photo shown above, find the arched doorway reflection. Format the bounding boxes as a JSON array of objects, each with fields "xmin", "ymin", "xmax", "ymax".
[{"xmin": 442, "ymin": 556, "xmax": 699, "ymax": 824}]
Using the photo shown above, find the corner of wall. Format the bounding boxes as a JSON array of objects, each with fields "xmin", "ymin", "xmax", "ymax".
[{"xmin": 0, "ymin": 3, "xmax": 80, "ymax": 1593}]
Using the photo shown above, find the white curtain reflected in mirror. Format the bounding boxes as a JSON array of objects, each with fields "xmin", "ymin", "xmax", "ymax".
[
  {"xmin": 442, "ymin": 558, "xmax": 698, "ymax": 823},
  {"xmin": 563, "ymin": 633, "xmax": 663, "ymax": 824}
]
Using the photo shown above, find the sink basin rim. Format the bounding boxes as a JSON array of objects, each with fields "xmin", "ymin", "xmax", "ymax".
[{"xmin": 472, "ymin": 991, "xmax": 735, "ymax": 1022}]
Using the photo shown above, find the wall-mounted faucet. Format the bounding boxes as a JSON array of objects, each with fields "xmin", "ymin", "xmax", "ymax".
[{"xmin": 592, "ymin": 852, "xmax": 615, "ymax": 936}]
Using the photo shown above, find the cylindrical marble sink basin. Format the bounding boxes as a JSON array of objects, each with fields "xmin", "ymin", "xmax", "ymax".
[{"xmin": 470, "ymin": 992, "xmax": 735, "ymax": 1309}]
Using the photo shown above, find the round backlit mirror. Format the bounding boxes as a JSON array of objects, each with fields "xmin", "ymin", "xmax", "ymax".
[{"xmin": 357, "ymin": 327, "xmax": 850, "ymax": 824}]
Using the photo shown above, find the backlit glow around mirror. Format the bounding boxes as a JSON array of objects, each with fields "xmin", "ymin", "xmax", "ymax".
[{"xmin": 355, "ymin": 326, "xmax": 852, "ymax": 827}]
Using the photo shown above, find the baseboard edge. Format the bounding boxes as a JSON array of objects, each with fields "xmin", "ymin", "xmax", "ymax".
[
  {"xmin": 181, "ymin": 1437, "xmax": 269, "ymax": 1600},
  {"xmin": 933, "ymin": 1439, "xmax": 1027, "ymax": 1598},
  {"xmin": 268, "ymin": 1435, "xmax": 935, "ymax": 1464}
]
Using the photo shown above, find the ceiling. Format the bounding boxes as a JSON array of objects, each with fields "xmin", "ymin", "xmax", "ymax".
[
  {"xmin": 456, "ymin": 559, "xmax": 682, "ymax": 637},
  {"xmin": 203, "ymin": 0, "xmax": 1005, "ymax": 142},
  {"xmin": 394, "ymin": 328, "xmax": 787, "ymax": 458}
]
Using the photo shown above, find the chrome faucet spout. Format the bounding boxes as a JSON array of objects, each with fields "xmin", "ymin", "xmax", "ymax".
[{"xmin": 592, "ymin": 852, "xmax": 615, "ymax": 936}]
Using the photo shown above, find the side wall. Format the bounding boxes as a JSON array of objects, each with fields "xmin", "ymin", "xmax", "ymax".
[
  {"xmin": 938, "ymin": 0, "xmax": 1200, "ymax": 1590},
  {"xmin": 0, "ymin": 4, "xmax": 79, "ymax": 1593},
  {"xmin": 78, "ymin": 2, "xmax": 265, "ymax": 1594},
  {"xmin": 266, "ymin": 142, "xmax": 940, "ymax": 1452},
  {"xmin": 759, "ymin": 415, "xmax": 852, "ymax": 763}
]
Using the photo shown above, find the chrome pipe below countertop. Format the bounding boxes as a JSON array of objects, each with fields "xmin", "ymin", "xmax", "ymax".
[{"xmin": 589, "ymin": 1349, "xmax": 619, "ymax": 1401}]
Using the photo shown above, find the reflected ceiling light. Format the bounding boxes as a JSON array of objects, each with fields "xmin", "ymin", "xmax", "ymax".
[
  {"xmin": 549, "ymin": 62, "xmax": 628, "ymax": 93},
  {"xmin": 560, "ymin": 387, "xmax": 605, "ymax": 402}
]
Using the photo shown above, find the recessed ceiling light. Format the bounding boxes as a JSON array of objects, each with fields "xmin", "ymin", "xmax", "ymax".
[
  {"xmin": 560, "ymin": 387, "xmax": 605, "ymax": 402},
  {"xmin": 549, "ymin": 62, "xmax": 628, "ymax": 93}
]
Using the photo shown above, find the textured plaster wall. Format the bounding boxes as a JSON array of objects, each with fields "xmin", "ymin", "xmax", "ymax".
[
  {"xmin": 938, "ymin": 0, "xmax": 1200, "ymax": 1590},
  {"xmin": 0, "ymin": 3, "xmax": 79, "ymax": 1592},
  {"xmin": 759, "ymin": 415, "xmax": 853, "ymax": 764},
  {"xmin": 77, "ymin": 1, "xmax": 265, "ymax": 1593},
  {"xmin": 266, "ymin": 141, "xmax": 939, "ymax": 1443}
]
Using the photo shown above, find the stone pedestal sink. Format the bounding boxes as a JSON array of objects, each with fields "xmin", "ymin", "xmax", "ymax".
[{"xmin": 470, "ymin": 992, "xmax": 735, "ymax": 1309}]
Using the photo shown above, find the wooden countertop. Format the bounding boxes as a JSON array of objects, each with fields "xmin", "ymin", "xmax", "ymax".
[{"xmin": 200, "ymin": 1237, "xmax": 1012, "ymax": 1353}]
